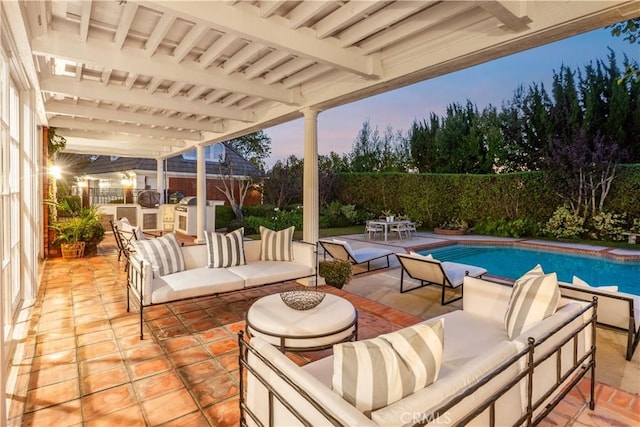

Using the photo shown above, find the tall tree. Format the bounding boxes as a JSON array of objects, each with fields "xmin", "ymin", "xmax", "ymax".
[
  {"xmin": 226, "ymin": 131, "xmax": 272, "ymax": 173},
  {"xmin": 409, "ymin": 113, "xmax": 439, "ymax": 172},
  {"xmin": 608, "ymin": 18, "xmax": 640, "ymax": 82},
  {"xmin": 433, "ymin": 100, "xmax": 493, "ymax": 173},
  {"xmin": 263, "ymin": 155, "xmax": 303, "ymax": 208}
]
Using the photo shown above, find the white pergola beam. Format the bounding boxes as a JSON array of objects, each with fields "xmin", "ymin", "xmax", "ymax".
[
  {"xmin": 173, "ymin": 23, "xmax": 209, "ymax": 62},
  {"xmin": 288, "ymin": 1, "xmax": 335, "ymax": 29},
  {"xmin": 478, "ymin": 1, "xmax": 531, "ymax": 32},
  {"xmin": 60, "ymin": 134, "xmax": 179, "ymax": 155},
  {"xmin": 148, "ymin": 1, "xmax": 382, "ymax": 79},
  {"xmin": 359, "ymin": 2, "xmax": 475, "ymax": 55},
  {"xmin": 198, "ymin": 34, "xmax": 237, "ymax": 68},
  {"xmin": 223, "ymin": 42, "xmax": 266, "ymax": 75},
  {"xmin": 41, "ymin": 76, "xmax": 253, "ymax": 122},
  {"xmin": 49, "ymin": 117, "xmax": 202, "ymax": 140},
  {"xmin": 145, "ymin": 13, "xmax": 176, "ymax": 56},
  {"xmin": 339, "ymin": 1, "xmax": 436, "ymax": 48},
  {"xmin": 244, "ymin": 50, "xmax": 289, "ymax": 80},
  {"xmin": 32, "ymin": 31, "xmax": 299, "ymax": 105},
  {"xmin": 79, "ymin": 0, "xmax": 92, "ymax": 42},
  {"xmin": 259, "ymin": 0, "xmax": 286, "ymax": 18},
  {"xmin": 315, "ymin": 1, "xmax": 386, "ymax": 39},
  {"xmin": 113, "ymin": 2, "xmax": 138, "ymax": 50}
]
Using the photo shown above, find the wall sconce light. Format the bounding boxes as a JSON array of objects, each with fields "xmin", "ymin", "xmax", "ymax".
[{"xmin": 49, "ymin": 165, "xmax": 62, "ymax": 180}]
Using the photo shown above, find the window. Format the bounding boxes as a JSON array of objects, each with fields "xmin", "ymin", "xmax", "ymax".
[{"xmin": 181, "ymin": 144, "xmax": 225, "ymax": 163}]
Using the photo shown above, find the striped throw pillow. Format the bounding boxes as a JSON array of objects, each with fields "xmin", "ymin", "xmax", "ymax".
[
  {"xmin": 259, "ymin": 226, "xmax": 294, "ymax": 261},
  {"xmin": 132, "ymin": 233, "xmax": 185, "ymax": 277},
  {"xmin": 505, "ymin": 264, "xmax": 561, "ymax": 339},
  {"xmin": 204, "ymin": 228, "xmax": 246, "ymax": 268},
  {"xmin": 332, "ymin": 319, "xmax": 444, "ymax": 414}
]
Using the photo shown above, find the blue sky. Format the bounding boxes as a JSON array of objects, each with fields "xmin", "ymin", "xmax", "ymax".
[{"xmin": 264, "ymin": 27, "xmax": 639, "ymax": 167}]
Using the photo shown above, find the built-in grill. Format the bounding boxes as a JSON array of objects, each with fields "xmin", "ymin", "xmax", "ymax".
[
  {"xmin": 174, "ymin": 196, "xmax": 197, "ymax": 212},
  {"xmin": 174, "ymin": 196, "xmax": 197, "ymax": 234}
]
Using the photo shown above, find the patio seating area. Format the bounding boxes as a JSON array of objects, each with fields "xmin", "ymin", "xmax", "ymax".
[{"xmin": 5, "ymin": 232, "xmax": 640, "ymax": 426}]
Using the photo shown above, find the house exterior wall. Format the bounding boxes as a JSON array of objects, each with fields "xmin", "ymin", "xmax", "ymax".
[{"xmin": 168, "ymin": 177, "xmax": 261, "ymax": 206}]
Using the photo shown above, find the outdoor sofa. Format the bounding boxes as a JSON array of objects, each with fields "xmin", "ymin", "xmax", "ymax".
[
  {"xmin": 240, "ymin": 274, "xmax": 596, "ymax": 426},
  {"xmin": 127, "ymin": 228, "xmax": 316, "ymax": 339},
  {"xmin": 559, "ymin": 277, "xmax": 639, "ymax": 360}
]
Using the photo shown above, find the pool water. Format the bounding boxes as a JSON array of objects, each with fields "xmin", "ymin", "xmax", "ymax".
[{"xmin": 419, "ymin": 245, "xmax": 640, "ymax": 296}]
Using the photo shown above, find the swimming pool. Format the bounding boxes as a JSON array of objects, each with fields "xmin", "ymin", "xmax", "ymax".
[{"xmin": 418, "ymin": 245, "xmax": 640, "ymax": 295}]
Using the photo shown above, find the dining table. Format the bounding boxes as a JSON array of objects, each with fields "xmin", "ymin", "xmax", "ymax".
[{"xmin": 367, "ymin": 219, "xmax": 412, "ymax": 242}]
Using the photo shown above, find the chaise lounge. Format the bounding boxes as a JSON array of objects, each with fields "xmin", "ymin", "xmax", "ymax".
[
  {"xmin": 318, "ymin": 239, "xmax": 394, "ymax": 273},
  {"xmin": 396, "ymin": 251, "xmax": 487, "ymax": 304}
]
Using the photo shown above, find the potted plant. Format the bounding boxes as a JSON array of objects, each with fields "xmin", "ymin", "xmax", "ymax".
[
  {"xmin": 50, "ymin": 201, "xmax": 105, "ymax": 258},
  {"xmin": 381, "ymin": 209, "xmax": 395, "ymax": 223},
  {"xmin": 434, "ymin": 217, "xmax": 469, "ymax": 235},
  {"xmin": 318, "ymin": 259, "xmax": 353, "ymax": 289}
]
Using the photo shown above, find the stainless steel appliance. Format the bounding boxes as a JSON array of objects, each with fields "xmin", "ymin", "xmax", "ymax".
[{"xmin": 174, "ymin": 197, "xmax": 214, "ymax": 235}]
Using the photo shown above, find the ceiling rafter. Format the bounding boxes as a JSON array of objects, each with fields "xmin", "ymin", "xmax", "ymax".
[
  {"xmin": 61, "ymin": 132, "xmax": 186, "ymax": 148},
  {"xmin": 32, "ymin": 31, "xmax": 300, "ymax": 105},
  {"xmin": 358, "ymin": 2, "xmax": 475, "ymax": 55},
  {"xmin": 146, "ymin": 1, "xmax": 382, "ymax": 79},
  {"xmin": 144, "ymin": 13, "xmax": 176, "ymax": 56},
  {"xmin": 113, "ymin": 2, "xmax": 138, "ymax": 50},
  {"xmin": 287, "ymin": 1, "xmax": 336, "ymax": 29},
  {"xmin": 259, "ymin": 1, "xmax": 287, "ymax": 18},
  {"xmin": 222, "ymin": 42, "xmax": 266, "ymax": 75},
  {"xmin": 315, "ymin": 1, "xmax": 390, "ymax": 39},
  {"xmin": 79, "ymin": 0, "xmax": 92, "ymax": 42},
  {"xmin": 61, "ymin": 134, "xmax": 175, "ymax": 156},
  {"xmin": 41, "ymin": 76, "xmax": 253, "ymax": 122},
  {"xmin": 173, "ymin": 23, "xmax": 210, "ymax": 62},
  {"xmin": 49, "ymin": 116, "xmax": 202, "ymax": 140},
  {"xmin": 244, "ymin": 50, "xmax": 289, "ymax": 80},
  {"xmin": 478, "ymin": 1, "xmax": 532, "ymax": 32},
  {"xmin": 46, "ymin": 101, "xmax": 225, "ymax": 132},
  {"xmin": 198, "ymin": 33, "xmax": 237, "ymax": 68},
  {"xmin": 265, "ymin": 57, "xmax": 313, "ymax": 85},
  {"xmin": 339, "ymin": 1, "xmax": 436, "ymax": 48}
]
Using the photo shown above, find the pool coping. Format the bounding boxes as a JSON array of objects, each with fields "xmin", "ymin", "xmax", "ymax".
[{"xmin": 408, "ymin": 237, "xmax": 640, "ymax": 262}]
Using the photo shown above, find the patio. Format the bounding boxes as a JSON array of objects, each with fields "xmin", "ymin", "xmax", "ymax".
[{"xmin": 5, "ymin": 232, "xmax": 639, "ymax": 426}]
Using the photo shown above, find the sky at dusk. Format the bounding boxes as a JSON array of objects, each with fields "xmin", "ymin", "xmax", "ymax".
[{"xmin": 264, "ymin": 27, "xmax": 639, "ymax": 167}]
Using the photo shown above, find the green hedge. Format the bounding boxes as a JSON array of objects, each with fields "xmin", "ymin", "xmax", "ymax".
[
  {"xmin": 338, "ymin": 172, "xmax": 558, "ymax": 228},
  {"xmin": 338, "ymin": 167, "xmax": 640, "ymax": 229}
]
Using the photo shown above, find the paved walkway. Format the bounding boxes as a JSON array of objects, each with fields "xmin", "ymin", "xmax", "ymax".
[{"xmin": 5, "ymin": 232, "xmax": 640, "ymax": 426}]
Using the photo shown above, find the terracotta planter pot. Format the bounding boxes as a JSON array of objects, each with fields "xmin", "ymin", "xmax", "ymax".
[{"xmin": 433, "ymin": 228, "xmax": 467, "ymax": 235}]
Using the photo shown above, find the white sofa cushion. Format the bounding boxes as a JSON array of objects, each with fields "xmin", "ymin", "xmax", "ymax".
[
  {"xmin": 572, "ymin": 275, "xmax": 618, "ymax": 292},
  {"xmin": 332, "ymin": 319, "xmax": 444, "ymax": 414},
  {"xmin": 132, "ymin": 233, "xmax": 185, "ymax": 277},
  {"xmin": 204, "ymin": 227, "xmax": 246, "ymax": 268},
  {"xmin": 228, "ymin": 261, "xmax": 313, "ymax": 288},
  {"xmin": 151, "ymin": 267, "xmax": 244, "ymax": 304},
  {"xmin": 260, "ymin": 226, "xmax": 294, "ymax": 261},
  {"xmin": 505, "ymin": 265, "xmax": 560, "ymax": 339}
]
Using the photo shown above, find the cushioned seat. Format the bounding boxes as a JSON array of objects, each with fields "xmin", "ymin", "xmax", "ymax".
[
  {"xmin": 228, "ymin": 261, "xmax": 314, "ymax": 288},
  {"xmin": 396, "ymin": 252, "xmax": 487, "ymax": 304},
  {"xmin": 151, "ymin": 266, "xmax": 245, "ymax": 304},
  {"xmin": 318, "ymin": 239, "xmax": 393, "ymax": 273}
]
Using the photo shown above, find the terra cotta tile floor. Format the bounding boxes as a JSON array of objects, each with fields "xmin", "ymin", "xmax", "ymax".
[{"xmin": 6, "ymin": 234, "xmax": 640, "ymax": 426}]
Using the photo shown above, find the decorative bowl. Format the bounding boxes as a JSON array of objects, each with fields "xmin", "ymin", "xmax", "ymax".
[{"xmin": 280, "ymin": 290, "xmax": 326, "ymax": 310}]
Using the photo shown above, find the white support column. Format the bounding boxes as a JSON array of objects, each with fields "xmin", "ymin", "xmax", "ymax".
[
  {"xmin": 302, "ymin": 108, "xmax": 320, "ymax": 244},
  {"xmin": 195, "ymin": 145, "xmax": 206, "ymax": 243},
  {"xmin": 156, "ymin": 159, "xmax": 165, "ymax": 204}
]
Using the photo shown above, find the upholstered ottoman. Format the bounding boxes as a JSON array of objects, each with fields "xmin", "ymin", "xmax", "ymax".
[{"xmin": 246, "ymin": 293, "xmax": 358, "ymax": 352}]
